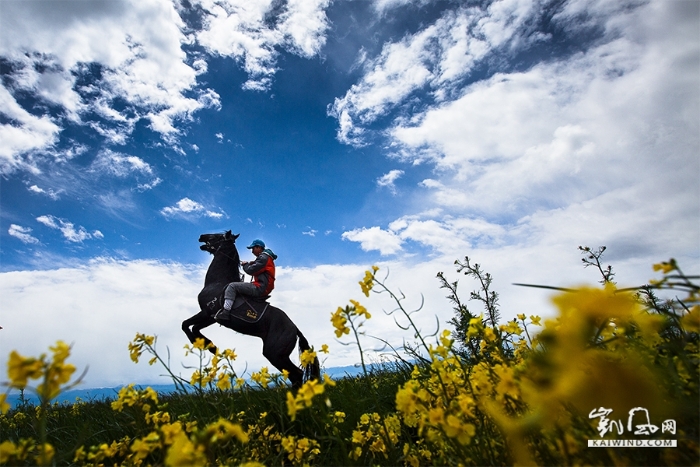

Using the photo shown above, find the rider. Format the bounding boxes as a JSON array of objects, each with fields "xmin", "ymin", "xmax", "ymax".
[{"xmin": 221, "ymin": 239, "xmax": 277, "ymax": 313}]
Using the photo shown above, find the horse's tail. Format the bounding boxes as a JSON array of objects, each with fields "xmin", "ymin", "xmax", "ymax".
[{"xmin": 297, "ymin": 330, "xmax": 321, "ymax": 382}]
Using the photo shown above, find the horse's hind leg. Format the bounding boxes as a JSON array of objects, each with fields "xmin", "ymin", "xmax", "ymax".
[
  {"xmin": 262, "ymin": 325, "xmax": 304, "ymax": 389},
  {"xmin": 263, "ymin": 346, "xmax": 304, "ymax": 389}
]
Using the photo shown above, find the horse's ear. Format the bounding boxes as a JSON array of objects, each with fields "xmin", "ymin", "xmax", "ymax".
[{"xmin": 233, "ymin": 233, "xmax": 240, "ymax": 241}]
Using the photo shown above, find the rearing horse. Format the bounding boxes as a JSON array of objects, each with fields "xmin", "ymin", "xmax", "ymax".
[{"xmin": 181, "ymin": 231, "xmax": 320, "ymax": 388}]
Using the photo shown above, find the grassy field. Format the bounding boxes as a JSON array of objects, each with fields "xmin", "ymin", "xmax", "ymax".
[{"xmin": 3, "ymin": 363, "xmax": 413, "ymax": 466}]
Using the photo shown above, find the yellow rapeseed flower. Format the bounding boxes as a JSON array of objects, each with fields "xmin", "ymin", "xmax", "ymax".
[
  {"xmin": 7, "ymin": 351, "xmax": 43, "ymax": 388},
  {"xmin": 192, "ymin": 338, "xmax": 207, "ymax": 350},
  {"xmin": 359, "ymin": 266, "xmax": 378, "ymax": 297},
  {"xmin": 652, "ymin": 259, "xmax": 677, "ymax": 274},
  {"xmin": 160, "ymin": 421, "xmax": 184, "ymax": 444},
  {"xmin": 500, "ymin": 320, "xmax": 523, "ymax": 335},
  {"xmin": 205, "ymin": 418, "xmax": 249, "ymax": 444},
  {"xmin": 129, "ymin": 334, "xmax": 156, "ymax": 363},
  {"xmin": 286, "ymin": 391, "xmax": 301, "ymax": 420},
  {"xmin": 0, "ymin": 441, "xmax": 17, "ymax": 465},
  {"xmin": 0, "ymin": 394, "xmax": 9, "ymax": 414},
  {"xmin": 36, "ymin": 443, "xmax": 55, "ymax": 466},
  {"xmin": 145, "ymin": 411, "xmax": 171, "ymax": 426},
  {"xmin": 681, "ymin": 305, "xmax": 700, "ymax": 333},
  {"xmin": 281, "ymin": 436, "xmax": 320, "ymax": 465},
  {"xmin": 216, "ymin": 374, "xmax": 232, "ymax": 390},
  {"xmin": 323, "ymin": 373, "xmax": 336, "ymax": 387},
  {"xmin": 300, "ymin": 349, "xmax": 317, "ymax": 366},
  {"xmin": 130, "ymin": 431, "xmax": 160, "ymax": 460},
  {"xmin": 466, "ymin": 315, "xmax": 484, "ymax": 338},
  {"xmin": 164, "ymin": 430, "xmax": 206, "ymax": 467},
  {"xmin": 49, "ymin": 341, "xmax": 70, "ymax": 363},
  {"xmin": 330, "ymin": 307, "xmax": 350, "ymax": 337},
  {"xmin": 552, "ymin": 283, "xmax": 639, "ymax": 323},
  {"xmin": 110, "ymin": 384, "xmax": 158, "ymax": 412},
  {"xmin": 250, "ymin": 367, "xmax": 271, "ymax": 388},
  {"xmin": 349, "ymin": 299, "xmax": 371, "ymax": 319},
  {"xmin": 222, "ymin": 349, "xmax": 237, "ymax": 360},
  {"xmin": 351, "ymin": 429, "xmax": 365, "ymax": 444},
  {"xmin": 369, "ymin": 437, "xmax": 386, "ymax": 455}
]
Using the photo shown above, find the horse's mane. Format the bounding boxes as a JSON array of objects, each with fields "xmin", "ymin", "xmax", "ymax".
[{"xmin": 204, "ymin": 235, "xmax": 241, "ymax": 286}]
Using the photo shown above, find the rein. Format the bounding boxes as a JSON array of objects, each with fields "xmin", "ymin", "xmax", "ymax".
[{"xmin": 210, "ymin": 240, "xmax": 242, "ymax": 279}]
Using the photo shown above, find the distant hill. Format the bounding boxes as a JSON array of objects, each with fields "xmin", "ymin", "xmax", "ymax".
[{"xmin": 5, "ymin": 362, "xmax": 404, "ymax": 409}]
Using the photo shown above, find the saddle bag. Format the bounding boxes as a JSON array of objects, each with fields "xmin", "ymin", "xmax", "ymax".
[{"xmin": 211, "ymin": 295, "xmax": 269, "ymax": 324}]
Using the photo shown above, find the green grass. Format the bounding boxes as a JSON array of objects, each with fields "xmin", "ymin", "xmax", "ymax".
[{"xmin": 1, "ymin": 363, "xmax": 413, "ymax": 466}]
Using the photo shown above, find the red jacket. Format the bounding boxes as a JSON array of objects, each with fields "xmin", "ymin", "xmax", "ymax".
[{"xmin": 242, "ymin": 251, "xmax": 276, "ymax": 295}]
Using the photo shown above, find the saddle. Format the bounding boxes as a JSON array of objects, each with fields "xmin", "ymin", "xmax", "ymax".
[{"xmin": 208, "ymin": 294, "xmax": 269, "ymax": 324}]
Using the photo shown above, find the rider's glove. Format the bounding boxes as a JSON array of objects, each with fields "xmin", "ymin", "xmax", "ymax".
[{"xmin": 223, "ymin": 299, "xmax": 233, "ymax": 311}]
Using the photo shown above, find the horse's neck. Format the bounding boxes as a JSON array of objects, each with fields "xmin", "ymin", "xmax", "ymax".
[{"xmin": 205, "ymin": 251, "xmax": 240, "ymax": 285}]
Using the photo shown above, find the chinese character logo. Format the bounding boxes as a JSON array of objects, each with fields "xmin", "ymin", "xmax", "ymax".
[{"xmin": 589, "ymin": 407, "xmax": 676, "ymax": 438}]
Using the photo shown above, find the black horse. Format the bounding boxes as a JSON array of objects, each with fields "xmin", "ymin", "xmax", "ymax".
[{"xmin": 181, "ymin": 231, "xmax": 320, "ymax": 388}]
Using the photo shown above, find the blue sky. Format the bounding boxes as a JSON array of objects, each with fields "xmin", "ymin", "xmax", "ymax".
[{"xmin": 1, "ymin": 0, "xmax": 698, "ymax": 388}]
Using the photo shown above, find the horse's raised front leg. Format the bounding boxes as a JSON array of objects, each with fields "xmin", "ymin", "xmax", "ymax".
[{"xmin": 182, "ymin": 311, "xmax": 218, "ymax": 354}]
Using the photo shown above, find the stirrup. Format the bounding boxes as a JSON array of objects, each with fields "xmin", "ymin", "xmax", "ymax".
[{"xmin": 213, "ymin": 308, "xmax": 228, "ymax": 321}]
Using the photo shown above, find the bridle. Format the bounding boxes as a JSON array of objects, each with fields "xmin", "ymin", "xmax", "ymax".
[{"xmin": 203, "ymin": 235, "xmax": 241, "ymax": 274}]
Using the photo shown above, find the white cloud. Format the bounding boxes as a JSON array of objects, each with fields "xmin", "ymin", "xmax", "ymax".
[
  {"xmin": 8, "ymin": 224, "xmax": 40, "ymax": 244},
  {"xmin": 160, "ymin": 197, "xmax": 225, "ymax": 219},
  {"xmin": 0, "ymin": 86, "xmax": 61, "ymax": 174},
  {"xmin": 341, "ymin": 226, "xmax": 403, "ymax": 255},
  {"xmin": 161, "ymin": 198, "xmax": 206, "ymax": 215},
  {"xmin": 302, "ymin": 228, "xmax": 318, "ymax": 237},
  {"xmin": 328, "ymin": 0, "xmax": 538, "ymax": 145},
  {"xmin": 193, "ymin": 0, "xmax": 330, "ymax": 90},
  {"xmin": 0, "ymin": 0, "xmax": 221, "ymax": 171},
  {"xmin": 388, "ymin": 1, "xmax": 699, "ymax": 218},
  {"xmin": 89, "ymin": 149, "xmax": 162, "ymax": 192},
  {"xmin": 279, "ymin": 0, "xmax": 331, "ymax": 57},
  {"xmin": 371, "ymin": 0, "xmax": 432, "ymax": 15},
  {"xmin": 0, "ymin": 259, "xmax": 205, "ymax": 387},
  {"xmin": 342, "ymin": 213, "xmax": 507, "ymax": 256},
  {"xmin": 36, "ymin": 215, "xmax": 97, "ymax": 243},
  {"xmin": 91, "ymin": 149, "xmax": 154, "ymax": 177},
  {"xmin": 137, "ymin": 178, "xmax": 163, "ymax": 192},
  {"xmin": 333, "ymin": 0, "xmax": 699, "ymax": 288},
  {"xmin": 376, "ymin": 169, "xmax": 404, "ymax": 194},
  {"xmin": 27, "ymin": 184, "xmax": 61, "ymax": 200}
]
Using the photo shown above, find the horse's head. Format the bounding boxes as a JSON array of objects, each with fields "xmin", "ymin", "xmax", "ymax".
[
  {"xmin": 199, "ymin": 230, "xmax": 240, "ymax": 254},
  {"xmin": 200, "ymin": 231, "xmax": 242, "ymax": 285}
]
